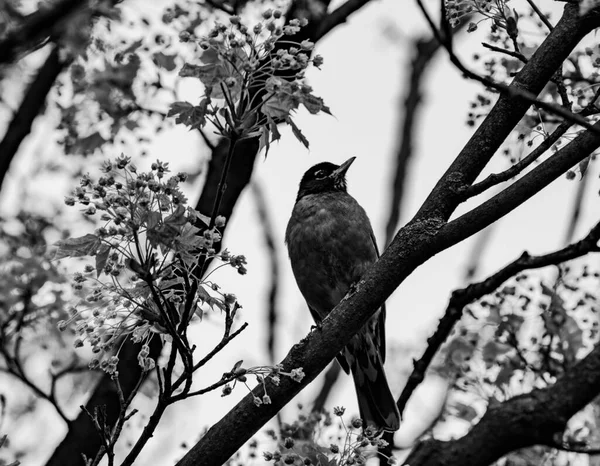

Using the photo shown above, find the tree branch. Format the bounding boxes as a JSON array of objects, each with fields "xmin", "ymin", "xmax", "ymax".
[
  {"xmin": 404, "ymin": 341, "xmax": 600, "ymax": 466},
  {"xmin": 172, "ymin": 6, "xmax": 600, "ymax": 465},
  {"xmin": 385, "ymin": 35, "xmax": 441, "ymax": 246},
  {"xmin": 462, "ymin": 121, "xmax": 571, "ymax": 199},
  {"xmin": 397, "ymin": 219, "xmax": 600, "ymax": 415},
  {"xmin": 0, "ymin": 0, "xmax": 85, "ymax": 64},
  {"xmin": 0, "ymin": 46, "xmax": 68, "ymax": 193},
  {"xmin": 316, "ymin": 0, "xmax": 372, "ymax": 40},
  {"xmin": 415, "ymin": 3, "xmax": 599, "ymax": 223}
]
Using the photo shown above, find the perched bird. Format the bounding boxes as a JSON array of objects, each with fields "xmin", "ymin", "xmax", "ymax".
[{"xmin": 285, "ymin": 157, "xmax": 400, "ymax": 432}]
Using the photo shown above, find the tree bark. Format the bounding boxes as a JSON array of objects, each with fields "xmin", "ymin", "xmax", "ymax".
[{"xmin": 174, "ymin": 5, "xmax": 600, "ymax": 465}]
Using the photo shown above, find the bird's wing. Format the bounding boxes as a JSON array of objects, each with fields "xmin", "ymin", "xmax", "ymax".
[
  {"xmin": 370, "ymin": 231, "xmax": 387, "ymax": 363},
  {"xmin": 309, "ymin": 304, "xmax": 350, "ymax": 374}
]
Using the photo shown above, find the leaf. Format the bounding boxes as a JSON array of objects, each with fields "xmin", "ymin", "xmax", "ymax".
[
  {"xmin": 152, "ymin": 51, "xmax": 177, "ymax": 71},
  {"xmin": 168, "ymin": 101, "xmax": 207, "ymax": 130},
  {"xmin": 452, "ymin": 401, "xmax": 478, "ymax": 422},
  {"xmin": 261, "ymin": 93, "xmax": 298, "ymax": 119},
  {"xmin": 301, "ymin": 93, "xmax": 327, "ymax": 115},
  {"xmin": 145, "ymin": 211, "xmax": 162, "ymax": 229},
  {"xmin": 73, "ymin": 132, "xmax": 107, "ymax": 155},
  {"xmin": 287, "ymin": 118, "xmax": 309, "ymax": 148},
  {"xmin": 54, "ymin": 234, "xmax": 102, "ymax": 260},
  {"xmin": 95, "ymin": 243, "xmax": 111, "ymax": 277},
  {"xmin": 164, "ymin": 204, "xmax": 187, "ymax": 227},
  {"xmin": 121, "ymin": 38, "xmax": 144, "ymax": 56},
  {"xmin": 259, "ymin": 126, "xmax": 271, "ymax": 158},
  {"xmin": 179, "ymin": 51, "xmax": 242, "ymax": 99},
  {"xmin": 267, "ymin": 115, "xmax": 281, "ymax": 141},
  {"xmin": 482, "ymin": 341, "xmax": 512, "ymax": 368}
]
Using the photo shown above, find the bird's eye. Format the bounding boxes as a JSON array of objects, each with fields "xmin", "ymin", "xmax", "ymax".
[{"xmin": 314, "ymin": 169, "xmax": 327, "ymax": 179}]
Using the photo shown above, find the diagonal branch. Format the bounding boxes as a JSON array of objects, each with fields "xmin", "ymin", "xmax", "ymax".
[
  {"xmin": 316, "ymin": 0, "xmax": 372, "ymax": 40},
  {"xmin": 173, "ymin": 5, "xmax": 600, "ymax": 465},
  {"xmin": 397, "ymin": 220, "xmax": 600, "ymax": 415},
  {"xmin": 416, "ymin": 0, "xmax": 598, "ymax": 134},
  {"xmin": 462, "ymin": 121, "xmax": 571, "ymax": 199},
  {"xmin": 0, "ymin": 46, "xmax": 68, "ymax": 193},
  {"xmin": 404, "ymin": 340, "xmax": 600, "ymax": 466}
]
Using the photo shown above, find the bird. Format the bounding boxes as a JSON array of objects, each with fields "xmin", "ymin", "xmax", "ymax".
[{"xmin": 285, "ymin": 157, "xmax": 400, "ymax": 432}]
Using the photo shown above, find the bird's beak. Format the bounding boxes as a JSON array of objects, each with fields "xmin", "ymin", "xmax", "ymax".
[{"xmin": 331, "ymin": 157, "xmax": 356, "ymax": 179}]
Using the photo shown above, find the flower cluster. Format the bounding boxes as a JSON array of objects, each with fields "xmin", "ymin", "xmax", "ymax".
[
  {"xmin": 446, "ymin": 0, "xmax": 518, "ymax": 38},
  {"xmin": 220, "ymin": 363, "xmax": 305, "ymax": 405},
  {"xmin": 261, "ymin": 406, "xmax": 397, "ymax": 465},
  {"xmin": 56, "ymin": 157, "xmax": 244, "ymax": 373},
  {"xmin": 169, "ymin": 10, "xmax": 329, "ymax": 152}
]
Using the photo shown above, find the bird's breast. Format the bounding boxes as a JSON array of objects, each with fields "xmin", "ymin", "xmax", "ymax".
[{"xmin": 285, "ymin": 193, "xmax": 378, "ymax": 315}]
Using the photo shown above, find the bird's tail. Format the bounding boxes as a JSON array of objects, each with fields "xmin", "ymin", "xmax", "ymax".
[{"xmin": 348, "ymin": 349, "xmax": 400, "ymax": 432}]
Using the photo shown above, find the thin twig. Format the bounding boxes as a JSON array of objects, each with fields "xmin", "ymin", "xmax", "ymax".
[
  {"xmin": 525, "ymin": 0, "xmax": 554, "ymax": 31},
  {"xmin": 396, "ymin": 220, "xmax": 600, "ymax": 414},
  {"xmin": 481, "ymin": 42, "xmax": 526, "ymax": 62},
  {"xmin": 416, "ymin": 0, "xmax": 599, "ymax": 134},
  {"xmin": 462, "ymin": 121, "xmax": 571, "ymax": 199},
  {"xmin": 251, "ymin": 182, "xmax": 280, "ymax": 361}
]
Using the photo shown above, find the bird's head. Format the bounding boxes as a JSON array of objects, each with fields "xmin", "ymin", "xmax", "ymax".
[{"xmin": 296, "ymin": 157, "xmax": 356, "ymax": 201}]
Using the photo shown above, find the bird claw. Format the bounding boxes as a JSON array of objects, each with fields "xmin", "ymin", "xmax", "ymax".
[{"xmin": 311, "ymin": 321, "xmax": 323, "ymax": 331}]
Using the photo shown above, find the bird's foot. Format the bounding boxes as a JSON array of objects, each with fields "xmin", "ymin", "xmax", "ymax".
[{"xmin": 311, "ymin": 321, "xmax": 323, "ymax": 331}]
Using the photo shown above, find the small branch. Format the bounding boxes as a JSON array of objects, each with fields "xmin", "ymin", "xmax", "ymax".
[
  {"xmin": 545, "ymin": 440, "xmax": 600, "ymax": 455},
  {"xmin": 170, "ymin": 322, "xmax": 248, "ymax": 395},
  {"xmin": 481, "ymin": 42, "xmax": 526, "ymax": 62},
  {"xmin": 525, "ymin": 0, "xmax": 554, "ymax": 31},
  {"xmin": 385, "ymin": 35, "xmax": 442, "ymax": 246},
  {"xmin": 416, "ymin": 0, "xmax": 599, "ymax": 134},
  {"xmin": 463, "ymin": 121, "xmax": 571, "ymax": 199},
  {"xmin": 396, "ymin": 220, "xmax": 600, "ymax": 414},
  {"xmin": 315, "ymin": 0, "xmax": 372, "ymax": 40},
  {"xmin": 251, "ymin": 182, "xmax": 280, "ymax": 361}
]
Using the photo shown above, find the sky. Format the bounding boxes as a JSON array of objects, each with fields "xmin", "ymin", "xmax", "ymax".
[{"xmin": 1, "ymin": 0, "xmax": 600, "ymax": 464}]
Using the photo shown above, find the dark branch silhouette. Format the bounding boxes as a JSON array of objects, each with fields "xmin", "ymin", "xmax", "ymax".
[
  {"xmin": 397, "ymin": 220, "xmax": 600, "ymax": 416},
  {"xmin": 0, "ymin": 46, "xmax": 68, "ymax": 192},
  {"xmin": 404, "ymin": 340, "xmax": 600, "ymax": 466},
  {"xmin": 0, "ymin": 0, "xmax": 87, "ymax": 65},
  {"xmin": 172, "ymin": 6, "xmax": 600, "ymax": 464}
]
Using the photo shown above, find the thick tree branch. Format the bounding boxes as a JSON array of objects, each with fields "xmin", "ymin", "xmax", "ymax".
[
  {"xmin": 404, "ymin": 341, "xmax": 600, "ymax": 466},
  {"xmin": 462, "ymin": 121, "xmax": 571, "ymax": 199},
  {"xmin": 173, "ymin": 6, "xmax": 600, "ymax": 465},
  {"xmin": 397, "ymin": 220, "xmax": 600, "ymax": 415},
  {"xmin": 46, "ymin": 1, "xmax": 370, "ymax": 463},
  {"xmin": 316, "ymin": 0, "xmax": 372, "ymax": 40},
  {"xmin": 439, "ymin": 119, "xmax": 600, "ymax": 246},
  {"xmin": 417, "ymin": 0, "xmax": 597, "ymax": 133},
  {"xmin": 0, "ymin": 46, "xmax": 68, "ymax": 192},
  {"xmin": 416, "ymin": 3, "xmax": 599, "ymax": 223}
]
